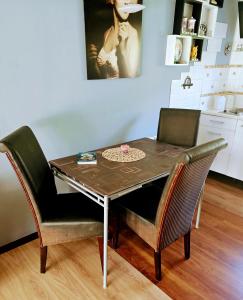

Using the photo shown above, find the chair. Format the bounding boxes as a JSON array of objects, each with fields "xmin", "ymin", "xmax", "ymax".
[
  {"xmin": 157, "ymin": 108, "xmax": 201, "ymax": 147},
  {"xmin": 0, "ymin": 126, "xmax": 104, "ymax": 273},
  {"xmin": 112, "ymin": 138, "xmax": 227, "ymax": 280},
  {"xmin": 156, "ymin": 108, "xmax": 203, "ymax": 228}
]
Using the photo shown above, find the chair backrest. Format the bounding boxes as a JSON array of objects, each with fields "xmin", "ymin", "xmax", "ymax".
[
  {"xmin": 0, "ymin": 126, "xmax": 57, "ymax": 223},
  {"xmin": 157, "ymin": 108, "xmax": 201, "ymax": 147},
  {"xmin": 155, "ymin": 138, "xmax": 227, "ymax": 250}
]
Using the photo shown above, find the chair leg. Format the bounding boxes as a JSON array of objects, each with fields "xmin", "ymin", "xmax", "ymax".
[
  {"xmin": 111, "ymin": 211, "xmax": 121, "ymax": 249},
  {"xmin": 40, "ymin": 246, "xmax": 47, "ymax": 273},
  {"xmin": 184, "ymin": 231, "xmax": 191, "ymax": 260},
  {"xmin": 97, "ymin": 237, "xmax": 104, "ymax": 273},
  {"xmin": 154, "ymin": 250, "xmax": 162, "ymax": 280}
]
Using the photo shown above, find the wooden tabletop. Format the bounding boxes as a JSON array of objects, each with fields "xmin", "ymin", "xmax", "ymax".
[{"xmin": 49, "ymin": 138, "xmax": 184, "ymax": 197}]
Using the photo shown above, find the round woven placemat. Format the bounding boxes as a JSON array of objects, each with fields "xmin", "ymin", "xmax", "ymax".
[{"xmin": 102, "ymin": 147, "xmax": 146, "ymax": 163}]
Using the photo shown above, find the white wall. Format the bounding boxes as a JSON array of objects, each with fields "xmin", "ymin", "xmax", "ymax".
[
  {"xmin": 216, "ymin": 0, "xmax": 238, "ymax": 64},
  {"xmin": 0, "ymin": 0, "xmax": 188, "ymax": 246},
  {"xmin": 224, "ymin": 1, "xmax": 243, "ymax": 109}
]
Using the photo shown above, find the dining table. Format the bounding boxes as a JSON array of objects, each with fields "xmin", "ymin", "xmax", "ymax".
[{"xmin": 49, "ymin": 137, "xmax": 187, "ymax": 288}]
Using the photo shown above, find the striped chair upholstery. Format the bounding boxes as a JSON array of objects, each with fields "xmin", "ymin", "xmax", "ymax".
[
  {"xmin": 113, "ymin": 138, "xmax": 227, "ymax": 280},
  {"xmin": 157, "ymin": 153, "xmax": 216, "ymax": 250}
]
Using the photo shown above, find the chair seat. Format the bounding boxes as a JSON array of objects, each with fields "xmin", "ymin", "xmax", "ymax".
[
  {"xmin": 116, "ymin": 185, "xmax": 164, "ymax": 249},
  {"xmin": 42, "ymin": 192, "xmax": 104, "ymax": 224},
  {"xmin": 40, "ymin": 193, "xmax": 104, "ymax": 246},
  {"xmin": 117, "ymin": 185, "xmax": 163, "ymax": 224}
]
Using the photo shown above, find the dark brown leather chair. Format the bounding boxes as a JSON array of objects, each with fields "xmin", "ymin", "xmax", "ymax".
[
  {"xmin": 157, "ymin": 108, "xmax": 201, "ymax": 147},
  {"xmin": 113, "ymin": 138, "xmax": 227, "ymax": 280},
  {"xmin": 0, "ymin": 126, "xmax": 103, "ymax": 273}
]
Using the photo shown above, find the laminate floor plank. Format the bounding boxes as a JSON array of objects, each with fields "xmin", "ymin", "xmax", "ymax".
[
  {"xmin": 0, "ymin": 238, "xmax": 170, "ymax": 300},
  {"xmin": 115, "ymin": 175, "xmax": 243, "ymax": 300},
  {"xmin": 1, "ymin": 174, "xmax": 243, "ymax": 300}
]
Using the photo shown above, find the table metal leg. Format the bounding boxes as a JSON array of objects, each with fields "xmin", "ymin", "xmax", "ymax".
[{"xmin": 103, "ymin": 196, "xmax": 109, "ymax": 288}]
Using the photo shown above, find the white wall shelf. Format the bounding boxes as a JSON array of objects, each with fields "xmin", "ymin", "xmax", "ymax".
[
  {"xmin": 173, "ymin": 0, "xmax": 218, "ymax": 39},
  {"xmin": 165, "ymin": 35, "xmax": 192, "ymax": 66},
  {"xmin": 166, "ymin": 0, "xmax": 220, "ymax": 67},
  {"xmin": 198, "ymin": 3, "xmax": 218, "ymax": 38}
]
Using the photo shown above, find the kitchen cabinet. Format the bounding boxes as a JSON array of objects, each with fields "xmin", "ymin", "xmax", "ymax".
[
  {"xmin": 228, "ymin": 119, "xmax": 243, "ymax": 180},
  {"xmin": 197, "ymin": 113, "xmax": 238, "ymax": 176},
  {"xmin": 199, "ymin": 114, "xmax": 237, "ymax": 131}
]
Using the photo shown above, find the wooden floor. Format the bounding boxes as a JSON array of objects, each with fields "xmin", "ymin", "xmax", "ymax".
[
  {"xmin": 205, "ymin": 172, "xmax": 243, "ymax": 217},
  {"xmin": 115, "ymin": 174, "xmax": 243, "ymax": 300},
  {"xmin": 0, "ymin": 174, "xmax": 243, "ymax": 299},
  {"xmin": 0, "ymin": 238, "xmax": 169, "ymax": 300}
]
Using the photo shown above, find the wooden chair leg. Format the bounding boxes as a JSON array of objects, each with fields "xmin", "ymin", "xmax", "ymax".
[
  {"xmin": 97, "ymin": 237, "xmax": 104, "ymax": 273},
  {"xmin": 184, "ymin": 231, "xmax": 191, "ymax": 260},
  {"xmin": 111, "ymin": 211, "xmax": 121, "ymax": 249},
  {"xmin": 40, "ymin": 246, "xmax": 47, "ymax": 273},
  {"xmin": 154, "ymin": 250, "xmax": 162, "ymax": 280}
]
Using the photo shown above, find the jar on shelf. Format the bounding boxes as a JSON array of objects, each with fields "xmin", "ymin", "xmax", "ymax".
[
  {"xmin": 187, "ymin": 16, "xmax": 196, "ymax": 34},
  {"xmin": 181, "ymin": 17, "xmax": 188, "ymax": 34}
]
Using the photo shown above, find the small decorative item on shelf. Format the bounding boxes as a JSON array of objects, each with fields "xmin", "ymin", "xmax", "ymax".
[
  {"xmin": 182, "ymin": 76, "xmax": 193, "ymax": 89},
  {"xmin": 191, "ymin": 45, "xmax": 198, "ymax": 61},
  {"xmin": 187, "ymin": 16, "xmax": 196, "ymax": 35},
  {"xmin": 199, "ymin": 23, "xmax": 207, "ymax": 36},
  {"xmin": 181, "ymin": 17, "xmax": 188, "ymax": 34},
  {"xmin": 120, "ymin": 144, "xmax": 130, "ymax": 154},
  {"xmin": 174, "ymin": 38, "xmax": 183, "ymax": 64},
  {"xmin": 224, "ymin": 43, "xmax": 232, "ymax": 56},
  {"xmin": 210, "ymin": 0, "xmax": 218, "ymax": 5}
]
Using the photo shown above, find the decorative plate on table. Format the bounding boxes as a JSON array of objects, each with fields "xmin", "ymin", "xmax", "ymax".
[
  {"xmin": 174, "ymin": 38, "xmax": 183, "ymax": 63},
  {"xmin": 102, "ymin": 147, "xmax": 146, "ymax": 163}
]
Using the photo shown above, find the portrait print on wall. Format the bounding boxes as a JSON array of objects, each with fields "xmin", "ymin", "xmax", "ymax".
[{"xmin": 84, "ymin": 0, "xmax": 144, "ymax": 80}]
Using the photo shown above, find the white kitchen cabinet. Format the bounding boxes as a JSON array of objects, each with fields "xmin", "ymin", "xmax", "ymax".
[
  {"xmin": 197, "ymin": 113, "xmax": 237, "ymax": 175},
  {"xmin": 227, "ymin": 119, "xmax": 243, "ymax": 180},
  {"xmin": 197, "ymin": 125, "xmax": 235, "ymax": 174},
  {"xmin": 200, "ymin": 114, "xmax": 237, "ymax": 131}
]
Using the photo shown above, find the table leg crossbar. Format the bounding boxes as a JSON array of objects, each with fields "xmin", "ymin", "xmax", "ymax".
[{"xmin": 53, "ymin": 168, "xmax": 105, "ymax": 207}]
